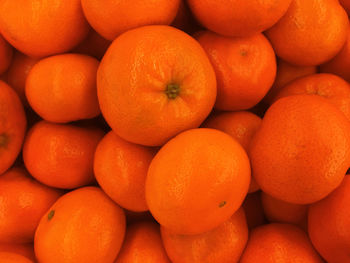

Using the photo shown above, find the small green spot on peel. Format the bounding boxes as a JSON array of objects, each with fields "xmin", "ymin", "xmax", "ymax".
[
  {"xmin": 0, "ymin": 134, "xmax": 9, "ymax": 148},
  {"xmin": 48, "ymin": 210, "xmax": 55, "ymax": 220},
  {"xmin": 219, "ymin": 201, "xmax": 227, "ymax": 208},
  {"xmin": 165, "ymin": 83, "xmax": 180, "ymax": 99}
]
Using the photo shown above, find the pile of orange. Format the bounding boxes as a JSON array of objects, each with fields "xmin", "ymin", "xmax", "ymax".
[{"xmin": 1, "ymin": 0, "xmax": 350, "ymax": 262}]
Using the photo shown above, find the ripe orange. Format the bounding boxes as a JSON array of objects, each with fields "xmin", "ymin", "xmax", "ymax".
[
  {"xmin": 265, "ymin": 0, "xmax": 349, "ymax": 66},
  {"xmin": 23, "ymin": 121, "xmax": 104, "ymax": 189},
  {"xmin": 97, "ymin": 25, "xmax": 216, "ymax": 146},
  {"xmin": 35, "ymin": 187, "xmax": 126, "ymax": 263},
  {"xmin": 339, "ymin": 0, "xmax": 350, "ymax": 14},
  {"xmin": 161, "ymin": 207, "xmax": 248, "ymax": 263},
  {"xmin": 146, "ymin": 128, "xmax": 250, "ymax": 235},
  {"xmin": 94, "ymin": 131, "xmax": 156, "ymax": 212},
  {"xmin": 242, "ymin": 191, "xmax": 266, "ymax": 229},
  {"xmin": 0, "ymin": 0, "xmax": 89, "ymax": 58},
  {"xmin": 250, "ymin": 95, "xmax": 350, "ymax": 204},
  {"xmin": 0, "ymin": 243, "xmax": 35, "ymax": 261},
  {"xmin": 195, "ymin": 31, "xmax": 276, "ymax": 111},
  {"xmin": 0, "ymin": 34, "xmax": 12, "ymax": 75},
  {"xmin": 0, "ymin": 252, "xmax": 33, "ymax": 263}
]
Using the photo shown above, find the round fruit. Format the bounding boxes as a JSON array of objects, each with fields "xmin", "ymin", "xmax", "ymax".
[{"xmin": 0, "ymin": 252, "xmax": 33, "ymax": 263}]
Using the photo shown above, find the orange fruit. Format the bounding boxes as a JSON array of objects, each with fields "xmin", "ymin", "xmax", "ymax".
[
  {"xmin": 35, "ymin": 186, "xmax": 126, "ymax": 263},
  {"xmin": 320, "ymin": 29, "xmax": 350, "ymax": 82},
  {"xmin": 0, "ymin": 81, "xmax": 27, "ymax": 175},
  {"xmin": 339, "ymin": 0, "xmax": 350, "ymax": 14},
  {"xmin": 6, "ymin": 51, "xmax": 39, "ymax": 106},
  {"xmin": 94, "ymin": 131, "xmax": 156, "ymax": 212},
  {"xmin": 115, "ymin": 221, "xmax": 170, "ymax": 263},
  {"xmin": 250, "ymin": 95, "xmax": 350, "ymax": 204},
  {"xmin": 263, "ymin": 58, "xmax": 317, "ymax": 104},
  {"xmin": 0, "ymin": 243, "xmax": 35, "ymax": 261},
  {"xmin": 0, "ymin": 34, "xmax": 12, "ymax": 75},
  {"xmin": 146, "ymin": 128, "xmax": 250, "ymax": 235},
  {"xmin": 240, "ymin": 223, "xmax": 323, "ymax": 263},
  {"xmin": 187, "ymin": 0, "xmax": 292, "ymax": 37},
  {"xmin": 195, "ymin": 31, "xmax": 276, "ymax": 111},
  {"xmin": 202, "ymin": 111, "xmax": 261, "ymax": 193},
  {"xmin": 273, "ymin": 73, "xmax": 350, "ymax": 121},
  {"xmin": 161, "ymin": 207, "xmax": 248, "ymax": 263},
  {"xmin": 242, "ymin": 191, "xmax": 266, "ymax": 229},
  {"xmin": 308, "ymin": 175, "xmax": 350, "ymax": 262},
  {"xmin": 0, "ymin": 168, "xmax": 62, "ymax": 243},
  {"xmin": 23, "ymin": 121, "xmax": 104, "ymax": 189},
  {"xmin": 0, "ymin": 252, "xmax": 33, "ymax": 263},
  {"xmin": 265, "ymin": 0, "xmax": 349, "ymax": 66},
  {"xmin": 0, "ymin": 0, "xmax": 89, "ymax": 58},
  {"xmin": 97, "ymin": 25, "xmax": 216, "ymax": 146},
  {"xmin": 26, "ymin": 53, "xmax": 100, "ymax": 123}
]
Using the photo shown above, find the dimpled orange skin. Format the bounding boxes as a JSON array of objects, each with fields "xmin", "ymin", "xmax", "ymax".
[
  {"xmin": 250, "ymin": 95, "xmax": 350, "ymax": 204},
  {"xmin": 94, "ymin": 131, "xmax": 156, "ymax": 212},
  {"xmin": 265, "ymin": 0, "xmax": 349, "ymax": 66},
  {"xmin": 146, "ymin": 128, "xmax": 251, "ymax": 235},
  {"xmin": 114, "ymin": 222, "xmax": 171, "ymax": 263},
  {"xmin": 273, "ymin": 73, "xmax": 350, "ymax": 121},
  {"xmin": 240, "ymin": 223, "xmax": 323, "ymax": 263},
  {"xmin": 0, "ymin": 81, "xmax": 27, "ymax": 175},
  {"xmin": 160, "ymin": 207, "xmax": 248, "ymax": 263},
  {"xmin": 196, "ymin": 31, "xmax": 276, "ymax": 111},
  {"xmin": 187, "ymin": 0, "xmax": 292, "ymax": 37},
  {"xmin": 35, "ymin": 187, "xmax": 126, "ymax": 263},
  {"xmin": 0, "ymin": 0, "xmax": 89, "ymax": 58},
  {"xmin": 23, "ymin": 121, "xmax": 104, "ymax": 189},
  {"xmin": 0, "ymin": 243, "xmax": 35, "ymax": 261},
  {"xmin": 202, "ymin": 111, "xmax": 261, "ymax": 193},
  {"xmin": 0, "ymin": 34, "xmax": 12, "ymax": 75},
  {"xmin": 0, "ymin": 252, "xmax": 34, "ymax": 263},
  {"xmin": 97, "ymin": 25, "xmax": 217, "ymax": 146},
  {"xmin": 308, "ymin": 176, "xmax": 350, "ymax": 263}
]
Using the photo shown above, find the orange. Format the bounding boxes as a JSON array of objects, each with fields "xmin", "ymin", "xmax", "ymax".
[
  {"xmin": 187, "ymin": 0, "xmax": 292, "ymax": 37},
  {"xmin": 94, "ymin": 131, "xmax": 156, "ymax": 212},
  {"xmin": 0, "ymin": 252, "xmax": 33, "ymax": 263},
  {"xmin": 242, "ymin": 191, "xmax": 266, "ymax": 229},
  {"xmin": 273, "ymin": 73, "xmax": 350, "ymax": 121},
  {"xmin": 6, "ymin": 51, "xmax": 38, "ymax": 106},
  {"xmin": 0, "ymin": 34, "xmax": 12, "ymax": 75},
  {"xmin": 0, "ymin": 243, "xmax": 35, "ymax": 261},
  {"xmin": 202, "ymin": 111, "xmax": 261, "ymax": 193},
  {"xmin": 265, "ymin": 0, "xmax": 349, "ymax": 66},
  {"xmin": 339, "ymin": 0, "xmax": 350, "ymax": 14},
  {"xmin": 195, "ymin": 31, "xmax": 276, "ymax": 111},
  {"xmin": 146, "ymin": 128, "xmax": 250, "ymax": 235},
  {"xmin": 35, "ymin": 187, "xmax": 126, "ymax": 263},
  {"xmin": 250, "ymin": 95, "xmax": 350, "ymax": 204},
  {"xmin": 81, "ymin": 0, "xmax": 180, "ymax": 40},
  {"xmin": 320, "ymin": 29, "xmax": 350, "ymax": 82},
  {"xmin": 0, "ymin": 168, "xmax": 62, "ymax": 243},
  {"xmin": 23, "ymin": 121, "xmax": 104, "ymax": 189},
  {"xmin": 263, "ymin": 58, "xmax": 317, "ymax": 104},
  {"xmin": 0, "ymin": 0, "xmax": 89, "ymax": 58},
  {"xmin": 26, "ymin": 53, "xmax": 100, "ymax": 123},
  {"xmin": 161, "ymin": 207, "xmax": 248, "ymax": 263},
  {"xmin": 0, "ymin": 81, "xmax": 27, "ymax": 175},
  {"xmin": 308, "ymin": 175, "xmax": 350, "ymax": 263},
  {"xmin": 97, "ymin": 25, "xmax": 216, "ymax": 146},
  {"xmin": 115, "ymin": 222, "xmax": 170, "ymax": 263},
  {"xmin": 240, "ymin": 223, "xmax": 323, "ymax": 262}
]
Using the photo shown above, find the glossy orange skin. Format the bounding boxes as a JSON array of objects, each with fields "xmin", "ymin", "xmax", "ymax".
[
  {"xmin": 250, "ymin": 95, "xmax": 350, "ymax": 204},
  {"xmin": 81, "ymin": 0, "xmax": 180, "ymax": 40},
  {"xmin": 26, "ymin": 53, "xmax": 100, "ymax": 123},
  {"xmin": 0, "ymin": 252, "xmax": 33, "ymax": 263},
  {"xmin": 0, "ymin": 168, "xmax": 62, "ymax": 244},
  {"xmin": 320, "ymin": 29, "xmax": 350, "ymax": 82},
  {"xmin": 94, "ymin": 131, "xmax": 156, "ymax": 212},
  {"xmin": 263, "ymin": 58, "xmax": 317, "ymax": 104},
  {"xmin": 0, "ymin": 81, "xmax": 27, "ymax": 175},
  {"xmin": 187, "ymin": 0, "xmax": 292, "ymax": 37},
  {"xmin": 98, "ymin": 25, "xmax": 216, "ymax": 146},
  {"xmin": 23, "ymin": 121, "xmax": 104, "ymax": 189},
  {"xmin": 242, "ymin": 191, "xmax": 266, "ymax": 229},
  {"xmin": 0, "ymin": 243, "xmax": 35, "ymax": 261},
  {"xmin": 274, "ymin": 73, "xmax": 350, "ymax": 121},
  {"xmin": 6, "ymin": 51, "xmax": 38, "ymax": 106},
  {"xmin": 196, "ymin": 31, "xmax": 276, "ymax": 110},
  {"xmin": 266, "ymin": 0, "xmax": 349, "ymax": 66},
  {"xmin": 202, "ymin": 111, "xmax": 261, "ymax": 193},
  {"xmin": 240, "ymin": 223, "xmax": 323, "ymax": 263},
  {"xmin": 35, "ymin": 187, "xmax": 126, "ymax": 263},
  {"xmin": 308, "ymin": 175, "xmax": 350, "ymax": 263},
  {"xmin": 161, "ymin": 208, "xmax": 248, "ymax": 263},
  {"xmin": 146, "ymin": 128, "xmax": 251, "ymax": 235},
  {"xmin": 115, "ymin": 222, "xmax": 170, "ymax": 263},
  {"xmin": 0, "ymin": 34, "xmax": 12, "ymax": 75}
]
